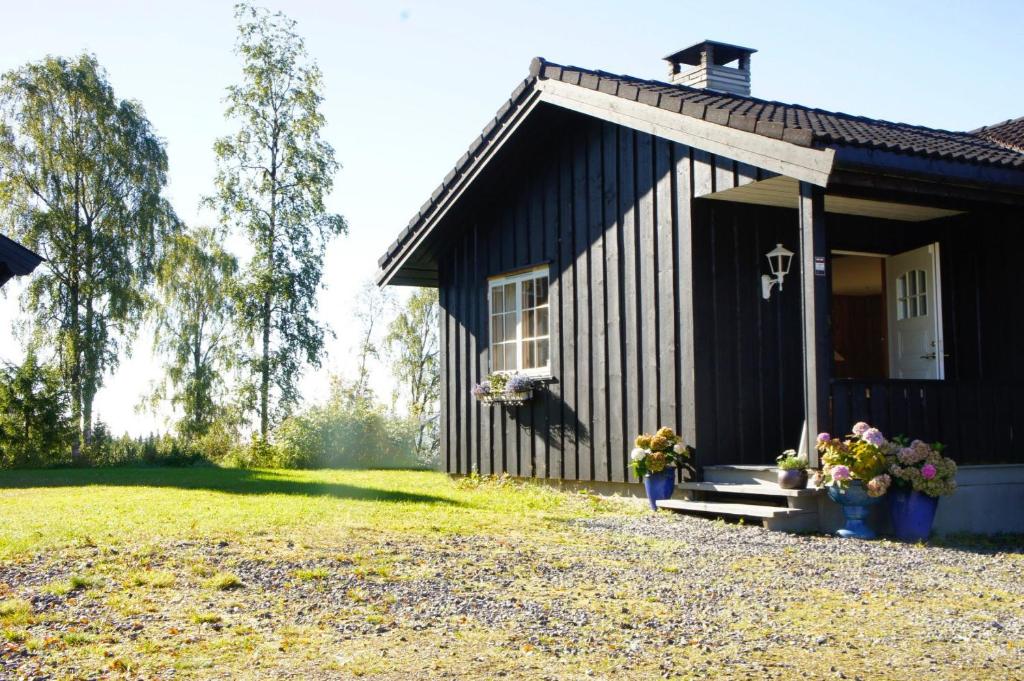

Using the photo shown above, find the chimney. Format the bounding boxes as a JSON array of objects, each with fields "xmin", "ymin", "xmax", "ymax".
[{"xmin": 664, "ymin": 40, "xmax": 756, "ymax": 97}]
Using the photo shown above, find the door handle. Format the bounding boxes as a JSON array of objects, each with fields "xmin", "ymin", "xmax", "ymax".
[{"xmin": 920, "ymin": 352, "xmax": 950, "ymax": 360}]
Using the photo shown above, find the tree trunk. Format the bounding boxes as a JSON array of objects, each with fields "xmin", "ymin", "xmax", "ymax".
[{"xmin": 260, "ymin": 290, "xmax": 271, "ymax": 439}]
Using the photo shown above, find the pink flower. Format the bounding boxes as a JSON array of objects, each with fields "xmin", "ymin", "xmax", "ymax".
[
  {"xmin": 817, "ymin": 433, "xmax": 831, "ymax": 443},
  {"xmin": 862, "ymin": 428, "xmax": 884, "ymax": 447},
  {"xmin": 851, "ymin": 422, "xmax": 870, "ymax": 436},
  {"xmin": 921, "ymin": 463, "xmax": 937, "ymax": 480},
  {"xmin": 831, "ymin": 465, "xmax": 851, "ymax": 481}
]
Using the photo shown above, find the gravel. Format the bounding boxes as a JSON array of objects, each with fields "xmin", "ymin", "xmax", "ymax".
[{"xmin": 2, "ymin": 513, "xmax": 1022, "ymax": 679}]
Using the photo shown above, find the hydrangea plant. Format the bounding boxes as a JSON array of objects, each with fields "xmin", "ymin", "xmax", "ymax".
[
  {"xmin": 630, "ymin": 427, "xmax": 691, "ymax": 478},
  {"xmin": 888, "ymin": 438, "xmax": 957, "ymax": 497},
  {"xmin": 814, "ymin": 422, "xmax": 893, "ymax": 497}
]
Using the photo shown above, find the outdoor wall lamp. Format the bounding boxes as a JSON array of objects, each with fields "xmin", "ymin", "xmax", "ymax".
[{"xmin": 761, "ymin": 243, "xmax": 794, "ymax": 300}]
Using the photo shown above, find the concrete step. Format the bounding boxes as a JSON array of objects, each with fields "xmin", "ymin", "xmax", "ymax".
[
  {"xmin": 656, "ymin": 499, "xmax": 818, "ymax": 533},
  {"xmin": 703, "ymin": 465, "xmax": 780, "ymax": 485},
  {"xmin": 678, "ymin": 481, "xmax": 820, "ymax": 498}
]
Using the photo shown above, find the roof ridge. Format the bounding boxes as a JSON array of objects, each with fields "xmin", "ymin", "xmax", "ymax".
[{"xmin": 540, "ymin": 58, "xmax": 997, "ymax": 141}]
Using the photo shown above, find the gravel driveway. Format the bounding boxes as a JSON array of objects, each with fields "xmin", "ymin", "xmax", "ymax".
[{"xmin": 2, "ymin": 511, "xmax": 1021, "ymax": 680}]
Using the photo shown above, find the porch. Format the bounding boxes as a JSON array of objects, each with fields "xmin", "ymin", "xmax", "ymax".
[{"xmin": 692, "ymin": 163, "xmax": 1024, "ymax": 470}]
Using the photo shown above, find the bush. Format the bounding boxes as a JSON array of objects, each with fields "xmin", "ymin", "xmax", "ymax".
[{"xmin": 226, "ymin": 395, "xmax": 432, "ymax": 470}]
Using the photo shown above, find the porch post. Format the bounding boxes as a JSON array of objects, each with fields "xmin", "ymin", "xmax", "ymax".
[{"xmin": 798, "ymin": 181, "xmax": 830, "ymax": 468}]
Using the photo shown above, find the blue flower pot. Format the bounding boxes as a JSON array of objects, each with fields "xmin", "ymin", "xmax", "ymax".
[
  {"xmin": 827, "ymin": 480, "xmax": 882, "ymax": 539},
  {"xmin": 643, "ymin": 468, "xmax": 676, "ymax": 511},
  {"xmin": 889, "ymin": 487, "xmax": 939, "ymax": 542}
]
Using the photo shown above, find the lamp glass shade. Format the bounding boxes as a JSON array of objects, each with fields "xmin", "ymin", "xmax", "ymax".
[{"xmin": 766, "ymin": 243, "xmax": 794, "ymax": 277}]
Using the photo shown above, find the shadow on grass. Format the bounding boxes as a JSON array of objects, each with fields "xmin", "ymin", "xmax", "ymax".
[{"xmin": 0, "ymin": 467, "xmax": 462, "ymax": 506}]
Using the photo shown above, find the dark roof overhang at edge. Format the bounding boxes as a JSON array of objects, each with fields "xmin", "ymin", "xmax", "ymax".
[
  {"xmin": 0, "ymin": 233, "xmax": 43, "ymax": 289},
  {"xmin": 377, "ymin": 58, "xmax": 1024, "ymax": 287}
]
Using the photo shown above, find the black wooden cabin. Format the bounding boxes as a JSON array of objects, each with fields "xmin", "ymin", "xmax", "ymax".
[{"xmin": 377, "ymin": 42, "xmax": 1024, "ymax": 486}]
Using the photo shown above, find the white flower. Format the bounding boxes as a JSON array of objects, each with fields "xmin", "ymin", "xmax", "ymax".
[
  {"xmin": 630, "ymin": 448, "xmax": 646, "ymax": 462},
  {"xmin": 672, "ymin": 443, "xmax": 687, "ymax": 454}
]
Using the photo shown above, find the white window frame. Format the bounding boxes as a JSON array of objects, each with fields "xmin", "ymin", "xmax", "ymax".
[{"xmin": 487, "ymin": 265, "xmax": 551, "ymax": 377}]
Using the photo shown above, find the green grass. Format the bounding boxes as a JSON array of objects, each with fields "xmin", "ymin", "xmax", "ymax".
[
  {"xmin": 1, "ymin": 466, "xmax": 1019, "ymax": 680},
  {"xmin": 203, "ymin": 572, "xmax": 243, "ymax": 591},
  {"xmin": 0, "ymin": 467, "xmax": 602, "ymax": 558}
]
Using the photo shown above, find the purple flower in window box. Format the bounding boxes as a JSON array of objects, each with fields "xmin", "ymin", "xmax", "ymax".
[
  {"xmin": 471, "ymin": 381, "xmax": 491, "ymax": 400},
  {"xmin": 505, "ymin": 374, "xmax": 534, "ymax": 393}
]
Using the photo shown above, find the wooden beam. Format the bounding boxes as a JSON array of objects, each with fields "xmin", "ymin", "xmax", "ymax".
[
  {"xmin": 675, "ymin": 145, "xmax": 698, "ymax": 454},
  {"xmin": 537, "ymin": 79, "xmax": 835, "ymax": 187},
  {"xmin": 798, "ymin": 181, "xmax": 830, "ymax": 468}
]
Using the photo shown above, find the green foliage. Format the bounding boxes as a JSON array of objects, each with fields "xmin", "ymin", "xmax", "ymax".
[
  {"xmin": 149, "ymin": 226, "xmax": 239, "ymax": 439},
  {"xmin": 0, "ymin": 352, "xmax": 74, "ymax": 467},
  {"xmin": 0, "ymin": 53, "xmax": 178, "ymax": 457},
  {"xmin": 209, "ymin": 3, "xmax": 346, "ymax": 437},
  {"xmin": 775, "ymin": 449, "xmax": 808, "ymax": 471},
  {"xmin": 84, "ymin": 429, "xmax": 210, "ymax": 468},
  {"xmin": 240, "ymin": 379, "xmax": 426, "ymax": 470},
  {"xmin": 203, "ymin": 572, "xmax": 243, "ymax": 591}
]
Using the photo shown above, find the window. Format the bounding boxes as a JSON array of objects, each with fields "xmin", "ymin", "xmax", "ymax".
[
  {"xmin": 488, "ymin": 267, "xmax": 550, "ymax": 375},
  {"xmin": 896, "ymin": 269, "xmax": 927, "ymax": 320}
]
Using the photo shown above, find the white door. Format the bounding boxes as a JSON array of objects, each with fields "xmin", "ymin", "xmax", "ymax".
[{"xmin": 886, "ymin": 244, "xmax": 944, "ymax": 379}]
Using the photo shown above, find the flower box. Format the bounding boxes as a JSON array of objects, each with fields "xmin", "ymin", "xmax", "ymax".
[
  {"xmin": 480, "ymin": 389, "xmax": 532, "ymax": 407},
  {"xmin": 472, "ymin": 373, "xmax": 535, "ymax": 407}
]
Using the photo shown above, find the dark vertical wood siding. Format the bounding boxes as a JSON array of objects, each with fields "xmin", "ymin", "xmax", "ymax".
[
  {"xmin": 437, "ymin": 113, "xmax": 1024, "ymax": 478},
  {"xmin": 436, "ymin": 114, "xmax": 788, "ymax": 480}
]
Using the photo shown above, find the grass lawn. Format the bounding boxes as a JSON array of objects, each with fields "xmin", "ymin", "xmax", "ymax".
[{"xmin": 0, "ymin": 467, "xmax": 1021, "ymax": 680}]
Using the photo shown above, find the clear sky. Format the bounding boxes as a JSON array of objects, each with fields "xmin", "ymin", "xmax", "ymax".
[{"xmin": 2, "ymin": 0, "xmax": 1022, "ymax": 435}]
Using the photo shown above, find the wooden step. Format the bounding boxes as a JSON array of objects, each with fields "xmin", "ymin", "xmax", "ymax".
[
  {"xmin": 702, "ymin": 465, "xmax": 778, "ymax": 485},
  {"xmin": 657, "ymin": 499, "xmax": 812, "ymax": 518},
  {"xmin": 678, "ymin": 481, "xmax": 820, "ymax": 498},
  {"xmin": 656, "ymin": 499, "xmax": 818, "ymax": 532}
]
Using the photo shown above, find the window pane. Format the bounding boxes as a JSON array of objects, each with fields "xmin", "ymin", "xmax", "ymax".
[
  {"xmin": 505, "ymin": 344, "xmax": 517, "ymax": 370},
  {"xmin": 538, "ymin": 338, "xmax": 549, "ymax": 368},
  {"xmin": 492, "ymin": 344, "xmax": 504, "ymax": 371},
  {"xmin": 919, "ymin": 293, "xmax": 927, "ymax": 315},
  {"xmin": 537, "ymin": 308, "xmax": 548, "ymax": 336},
  {"xmin": 909, "ymin": 296, "xmax": 918, "ymax": 318},
  {"xmin": 504, "ymin": 283, "xmax": 516, "ymax": 309},
  {"xmin": 523, "ymin": 340, "xmax": 535, "ymax": 368},
  {"xmin": 503, "ymin": 312, "xmax": 515, "ymax": 342},
  {"xmin": 897, "ymin": 274, "xmax": 906, "ymax": 300},
  {"xmin": 535, "ymin": 277, "xmax": 548, "ymax": 306},
  {"xmin": 523, "ymin": 309, "xmax": 535, "ymax": 338},
  {"xmin": 522, "ymin": 279, "xmax": 534, "ymax": 309},
  {"xmin": 898, "ymin": 299, "xmax": 907, "ymax": 320},
  {"xmin": 908, "ymin": 272, "xmax": 917, "ymax": 296},
  {"xmin": 491, "ymin": 316, "xmax": 501, "ymax": 343},
  {"xmin": 492, "ymin": 286, "xmax": 503, "ymax": 313}
]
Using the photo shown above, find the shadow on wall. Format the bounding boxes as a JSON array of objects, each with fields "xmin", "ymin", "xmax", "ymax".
[{"xmin": 0, "ymin": 467, "xmax": 463, "ymax": 506}]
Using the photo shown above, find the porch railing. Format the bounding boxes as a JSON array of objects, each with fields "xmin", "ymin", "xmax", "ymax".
[{"xmin": 829, "ymin": 379, "xmax": 1024, "ymax": 466}]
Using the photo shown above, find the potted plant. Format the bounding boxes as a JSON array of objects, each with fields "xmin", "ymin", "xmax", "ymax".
[
  {"xmin": 630, "ymin": 427, "xmax": 691, "ymax": 511},
  {"xmin": 886, "ymin": 439, "xmax": 957, "ymax": 542},
  {"xmin": 814, "ymin": 422, "xmax": 893, "ymax": 539},
  {"xmin": 471, "ymin": 372, "xmax": 534, "ymax": 407},
  {"xmin": 775, "ymin": 449, "xmax": 808, "ymax": 489}
]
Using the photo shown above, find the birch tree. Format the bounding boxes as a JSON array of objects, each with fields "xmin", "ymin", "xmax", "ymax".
[
  {"xmin": 149, "ymin": 227, "xmax": 238, "ymax": 438},
  {"xmin": 0, "ymin": 54, "xmax": 176, "ymax": 459},
  {"xmin": 209, "ymin": 3, "xmax": 346, "ymax": 438},
  {"xmin": 385, "ymin": 288, "xmax": 440, "ymax": 461}
]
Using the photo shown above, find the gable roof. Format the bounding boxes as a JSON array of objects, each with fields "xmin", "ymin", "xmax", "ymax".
[
  {"xmin": 378, "ymin": 57, "xmax": 1024, "ymax": 286},
  {"xmin": 0, "ymin": 233, "xmax": 43, "ymax": 288},
  {"xmin": 973, "ymin": 116, "xmax": 1024, "ymax": 153},
  {"xmin": 539, "ymin": 62, "xmax": 1024, "ymax": 168}
]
